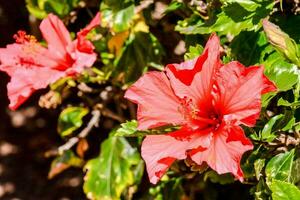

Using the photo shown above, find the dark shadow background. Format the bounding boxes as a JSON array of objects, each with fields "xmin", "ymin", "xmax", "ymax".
[{"xmin": 0, "ymin": 1, "xmax": 86, "ymax": 199}]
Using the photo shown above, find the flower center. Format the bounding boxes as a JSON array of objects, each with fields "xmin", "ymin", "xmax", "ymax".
[
  {"xmin": 180, "ymin": 97, "xmax": 221, "ymax": 130},
  {"xmin": 14, "ymin": 30, "xmax": 37, "ymax": 44}
]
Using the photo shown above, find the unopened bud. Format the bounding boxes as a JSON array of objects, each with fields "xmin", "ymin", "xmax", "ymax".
[{"xmin": 262, "ymin": 19, "xmax": 300, "ymax": 66}]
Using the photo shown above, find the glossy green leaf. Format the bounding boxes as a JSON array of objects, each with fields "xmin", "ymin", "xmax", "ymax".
[
  {"xmin": 263, "ymin": 52, "xmax": 299, "ymax": 91},
  {"xmin": 83, "ymin": 132, "xmax": 143, "ymax": 200},
  {"xmin": 114, "ymin": 120, "xmax": 145, "ymax": 137},
  {"xmin": 230, "ymin": 31, "xmax": 268, "ymax": 66},
  {"xmin": 278, "ymin": 98, "xmax": 300, "ymax": 107},
  {"xmin": 113, "ymin": 5, "xmax": 134, "ymax": 32},
  {"xmin": 114, "ymin": 32, "xmax": 164, "ymax": 83},
  {"xmin": 58, "ymin": 107, "xmax": 89, "ymax": 137},
  {"xmin": 103, "ymin": 0, "xmax": 133, "ymax": 12},
  {"xmin": 184, "ymin": 44, "xmax": 204, "ymax": 60},
  {"xmin": 260, "ymin": 114, "xmax": 283, "ymax": 142},
  {"xmin": 101, "ymin": 1, "xmax": 135, "ymax": 33},
  {"xmin": 270, "ymin": 180, "xmax": 300, "ymax": 200},
  {"xmin": 176, "ymin": 0, "xmax": 274, "ymax": 37},
  {"xmin": 282, "ymin": 117, "xmax": 295, "ymax": 131},
  {"xmin": 266, "ymin": 149, "xmax": 295, "ymax": 183},
  {"xmin": 220, "ymin": 0, "xmax": 259, "ymax": 12}
]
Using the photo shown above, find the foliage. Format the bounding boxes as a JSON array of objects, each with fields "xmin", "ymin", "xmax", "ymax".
[{"xmin": 2, "ymin": 0, "xmax": 300, "ymax": 199}]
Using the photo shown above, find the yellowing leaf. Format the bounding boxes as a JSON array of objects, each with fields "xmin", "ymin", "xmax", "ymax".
[{"xmin": 108, "ymin": 31, "xmax": 129, "ymax": 56}]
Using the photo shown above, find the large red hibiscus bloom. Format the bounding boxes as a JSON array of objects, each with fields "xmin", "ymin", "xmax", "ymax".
[
  {"xmin": 0, "ymin": 12, "xmax": 100, "ymax": 110},
  {"xmin": 125, "ymin": 34, "xmax": 276, "ymax": 184}
]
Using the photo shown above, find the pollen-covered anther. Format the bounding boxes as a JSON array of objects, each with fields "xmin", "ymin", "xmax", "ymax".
[{"xmin": 13, "ymin": 30, "xmax": 37, "ymax": 44}]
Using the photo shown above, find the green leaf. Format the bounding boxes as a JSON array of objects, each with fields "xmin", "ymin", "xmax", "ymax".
[
  {"xmin": 103, "ymin": 0, "xmax": 133, "ymax": 12},
  {"xmin": 114, "ymin": 32, "xmax": 164, "ymax": 83},
  {"xmin": 48, "ymin": 150, "xmax": 83, "ymax": 179},
  {"xmin": 254, "ymin": 178, "xmax": 270, "ymax": 200},
  {"xmin": 149, "ymin": 178, "xmax": 186, "ymax": 200},
  {"xmin": 26, "ymin": 0, "xmax": 47, "ymax": 19},
  {"xmin": 83, "ymin": 132, "xmax": 143, "ymax": 200},
  {"xmin": 291, "ymin": 158, "xmax": 300, "ymax": 184},
  {"xmin": 176, "ymin": 0, "xmax": 274, "ymax": 37},
  {"xmin": 270, "ymin": 180, "xmax": 300, "ymax": 200},
  {"xmin": 204, "ymin": 170, "xmax": 234, "ymax": 185},
  {"xmin": 254, "ymin": 159, "xmax": 265, "ymax": 180},
  {"xmin": 230, "ymin": 31, "xmax": 268, "ymax": 66},
  {"xmin": 278, "ymin": 98, "xmax": 300, "ymax": 107},
  {"xmin": 282, "ymin": 117, "xmax": 296, "ymax": 131},
  {"xmin": 164, "ymin": 1, "xmax": 185, "ymax": 14},
  {"xmin": 266, "ymin": 149, "xmax": 295, "ymax": 184},
  {"xmin": 220, "ymin": 0, "xmax": 259, "ymax": 11},
  {"xmin": 26, "ymin": 0, "xmax": 79, "ymax": 19},
  {"xmin": 114, "ymin": 120, "xmax": 144, "ymax": 137},
  {"xmin": 58, "ymin": 107, "xmax": 89, "ymax": 137},
  {"xmin": 101, "ymin": 1, "xmax": 135, "ymax": 33},
  {"xmin": 113, "ymin": 5, "xmax": 135, "ymax": 32},
  {"xmin": 263, "ymin": 52, "xmax": 299, "ymax": 91},
  {"xmin": 184, "ymin": 44, "xmax": 204, "ymax": 61},
  {"xmin": 260, "ymin": 114, "xmax": 283, "ymax": 142}
]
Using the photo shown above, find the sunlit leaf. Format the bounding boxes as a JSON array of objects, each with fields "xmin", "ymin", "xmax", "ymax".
[
  {"xmin": 270, "ymin": 180, "xmax": 300, "ymax": 200},
  {"xmin": 184, "ymin": 44, "xmax": 204, "ymax": 60},
  {"xmin": 114, "ymin": 31, "xmax": 164, "ymax": 83},
  {"xmin": 58, "ymin": 107, "xmax": 89, "ymax": 137},
  {"xmin": 83, "ymin": 132, "xmax": 143, "ymax": 200},
  {"xmin": 26, "ymin": 0, "xmax": 80, "ymax": 19},
  {"xmin": 266, "ymin": 149, "xmax": 295, "ymax": 184},
  {"xmin": 114, "ymin": 120, "xmax": 142, "ymax": 137},
  {"xmin": 176, "ymin": 0, "xmax": 274, "ymax": 37},
  {"xmin": 259, "ymin": 114, "xmax": 283, "ymax": 142},
  {"xmin": 263, "ymin": 52, "xmax": 299, "ymax": 91}
]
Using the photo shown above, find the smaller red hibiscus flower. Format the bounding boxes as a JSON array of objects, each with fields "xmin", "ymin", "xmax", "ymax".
[
  {"xmin": 125, "ymin": 34, "xmax": 276, "ymax": 184},
  {"xmin": 0, "ymin": 12, "xmax": 100, "ymax": 110}
]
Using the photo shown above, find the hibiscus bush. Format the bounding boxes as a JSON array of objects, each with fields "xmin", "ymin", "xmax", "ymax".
[{"xmin": 1, "ymin": 0, "xmax": 300, "ymax": 199}]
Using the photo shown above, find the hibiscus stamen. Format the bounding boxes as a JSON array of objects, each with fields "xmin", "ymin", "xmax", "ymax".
[{"xmin": 13, "ymin": 30, "xmax": 37, "ymax": 44}]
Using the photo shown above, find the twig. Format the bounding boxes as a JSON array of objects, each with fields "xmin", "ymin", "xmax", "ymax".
[
  {"xmin": 135, "ymin": 0, "xmax": 154, "ymax": 14},
  {"xmin": 102, "ymin": 107, "xmax": 125, "ymax": 122},
  {"xmin": 58, "ymin": 110, "xmax": 101, "ymax": 154}
]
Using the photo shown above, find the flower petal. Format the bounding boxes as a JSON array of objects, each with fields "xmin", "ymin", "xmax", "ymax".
[
  {"xmin": 165, "ymin": 35, "xmax": 221, "ymax": 129},
  {"xmin": 166, "ymin": 34, "xmax": 221, "ymax": 109},
  {"xmin": 142, "ymin": 127, "xmax": 212, "ymax": 184},
  {"xmin": 166, "ymin": 33, "xmax": 221, "ymax": 86},
  {"xmin": 40, "ymin": 13, "xmax": 72, "ymax": 56},
  {"xmin": 77, "ymin": 12, "xmax": 101, "ymax": 38},
  {"xmin": 0, "ymin": 42, "xmax": 66, "ymax": 110},
  {"xmin": 124, "ymin": 71, "xmax": 185, "ymax": 130},
  {"xmin": 190, "ymin": 125, "xmax": 253, "ymax": 181},
  {"xmin": 6, "ymin": 67, "xmax": 64, "ymax": 110},
  {"xmin": 76, "ymin": 12, "xmax": 101, "ymax": 53},
  {"xmin": 215, "ymin": 62, "xmax": 277, "ymax": 126}
]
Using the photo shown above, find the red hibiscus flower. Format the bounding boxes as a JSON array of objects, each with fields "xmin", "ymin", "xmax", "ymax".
[
  {"xmin": 125, "ymin": 34, "xmax": 277, "ymax": 184},
  {"xmin": 0, "ymin": 12, "xmax": 100, "ymax": 110}
]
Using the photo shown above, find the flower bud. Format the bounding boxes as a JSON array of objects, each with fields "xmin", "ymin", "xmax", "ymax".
[{"xmin": 262, "ymin": 19, "xmax": 300, "ymax": 66}]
